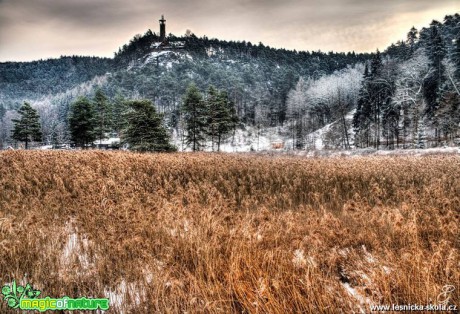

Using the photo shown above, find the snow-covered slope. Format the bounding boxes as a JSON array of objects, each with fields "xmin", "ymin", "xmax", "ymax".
[
  {"xmin": 308, "ymin": 109, "xmax": 356, "ymax": 150},
  {"xmin": 172, "ymin": 125, "xmax": 290, "ymax": 152}
]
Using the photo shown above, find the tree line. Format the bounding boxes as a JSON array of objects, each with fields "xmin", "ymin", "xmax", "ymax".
[
  {"xmin": 5, "ymin": 84, "xmax": 238, "ymax": 152},
  {"xmin": 181, "ymin": 84, "xmax": 238, "ymax": 151},
  {"xmin": 353, "ymin": 18, "xmax": 460, "ymax": 149},
  {"xmin": 1, "ymin": 20, "xmax": 369, "ymax": 145},
  {"xmin": 284, "ymin": 14, "xmax": 460, "ymax": 150}
]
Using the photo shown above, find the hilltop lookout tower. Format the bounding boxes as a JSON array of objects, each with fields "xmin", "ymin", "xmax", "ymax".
[
  {"xmin": 159, "ymin": 15, "xmax": 166, "ymax": 42},
  {"xmin": 151, "ymin": 15, "xmax": 184, "ymax": 50}
]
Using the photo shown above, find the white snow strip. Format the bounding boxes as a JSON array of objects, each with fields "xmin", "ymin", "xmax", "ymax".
[
  {"xmin": 342, "ymin": 282, "xmax": 371, "ymax": 314},
  {"xmin": 104, "ymin": 280, "xmax": 145, "ymax": 311}
]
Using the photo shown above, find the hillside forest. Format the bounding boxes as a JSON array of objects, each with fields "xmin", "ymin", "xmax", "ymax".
[{"xmin": 0, "ymin": 14, "xmax": 459, "ymax": 151}]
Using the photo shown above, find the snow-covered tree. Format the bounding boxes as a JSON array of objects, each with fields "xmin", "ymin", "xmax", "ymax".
[
  {"xmin": 391, "ymin": 50, "xmax": 430, "ymax": 147},
  {"xmin": 286, "ymin": 77, "xmax": 311, "ymax": 149},
  {"xmin": 286, "ymin": 65, "xmax": 363, "ymax": 149}
]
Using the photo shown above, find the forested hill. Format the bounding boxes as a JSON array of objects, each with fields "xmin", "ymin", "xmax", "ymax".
[
  {"xmin": 0, "ymin": 29, "xmax": 370, "ymax": 148},
  {"xmin": 1, "ymin": 13, "xmax": 458, "ymax": 151},
  {"xmin": 0, "ymin": 56, "xmax": 113, "ymax": 106},
  {"xmin": 109, "ymin": 32, "xmax": 369, "ymax": 128},
  {"xmin": 114, "ymin": 30, "xmax": 369, "ymax": 73},
  {"xmin": 0, "ymin": 31, "xmax": 369, "ymax": 112},
  {"xmin": 384, "ymin": 14, "xmax": 459, "ymax": 59}
]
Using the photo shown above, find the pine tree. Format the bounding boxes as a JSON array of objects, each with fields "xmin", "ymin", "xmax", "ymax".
[
  {"xmin": 406, "ymin": 26, "xmax": 418, "ymax": 58},
  {"xmin": 68, "ymin": 97, "xmax": 96, "ymax": 149},
  {"xmin": 370, "ymin": 52, "xmax": 384, "ymax": 148},
  {"xmin": 205, "ymin": 86, "xmax": 220, "ymax": 151},
  {"xmin": 182, "ymin": 83, "xmax": 207, "ymax": 151},
  {"xmin": 423, "ymin": 23, "xmax": 447, "ymax": 144},
  {"xmin": 353, "ymin": 64, "xmax": 373, "ymax": 148},
  {"xmin": 11, "ymin": 102, "xmax": 42, "ymax": 149},
  {"xmin": 122, "ymin": 100, "xmax": 176, "ymax": 152},
  {"xmin": 427, "ymin": 25, "xmax": 447, "ymax": 73},
  {"xmin": 205, "ymin": 87, "xmax": 237, "ymax": 151},
  {"xmin": 93, "ymin": 89, "xmax": 111, "ymax": 142},
  {"xmin": 370, "ymin": 50, "xmax": 383, "ymax": 78},
  {"xmin": 216, "ymin": 90, "xmax": 238, "ymax": 151}
]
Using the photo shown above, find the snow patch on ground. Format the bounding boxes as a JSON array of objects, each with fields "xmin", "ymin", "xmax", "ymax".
[
  {"xmin": 103, "ymin": 267, "xmax": 155, "ymax": 311},
  {"xmin": 338, "ymin": 245, "xmax": 394, "ymax": 312},
  {"xmin": 342, "ymin": 282, "xmax": 371, "ymax": 314},
  {"xmin": 302, "ymin": 146, "xmax": 460, "ymax": 158},
  {"xmin": 172, "ymin": 125, "xmax": 290, "ymax": 152},
  {"xmin": 60, "ymin": 222, "xmax": 94, "ymax": 278},
  {"xmin": 104, "ymin": 280, "xmax": 145, "ymax": 311},
  {"xmin": 172, "ymin": 118, "xmax": 460, "ymax": 156},
  {"xmin": 143, "ymin": 51, "xmax": 172, "ymax": 66},
  {"xmin": 94, "ymin": 137, "xmax": 120, "ymax": 146},
  {"xmin": 308, "ymin": 109, "xmax": 356, "ymax": 150}
]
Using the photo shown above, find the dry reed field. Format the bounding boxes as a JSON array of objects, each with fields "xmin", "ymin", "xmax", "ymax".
[{"xmin": 0, "ymin": 150, "xmax": 459, "ymax": 313}]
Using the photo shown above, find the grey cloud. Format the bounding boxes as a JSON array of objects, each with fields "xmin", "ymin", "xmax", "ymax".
[{"xmin": 0, "ymin": 0, "xmax": 458, "ymax": 61}]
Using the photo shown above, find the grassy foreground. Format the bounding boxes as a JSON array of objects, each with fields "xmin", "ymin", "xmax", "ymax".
[{"xmin": 0, "ymin": 151, "xmax": 459, "ymax": 313}]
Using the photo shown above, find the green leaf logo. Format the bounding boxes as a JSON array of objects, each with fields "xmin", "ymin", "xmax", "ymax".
[{"xmin": 1, "ymin": 280, "xmax": 41, "ymax": 309}]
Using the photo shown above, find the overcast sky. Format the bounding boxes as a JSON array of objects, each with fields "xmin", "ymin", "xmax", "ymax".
[{"xmin": 0, "ymin": 0, "xmax": 458, "ymax": 62}]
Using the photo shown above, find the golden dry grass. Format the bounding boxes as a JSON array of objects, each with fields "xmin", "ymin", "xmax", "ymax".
[{"xmin": 0, "ymin": 151, "xmax": 459, "ymax": 313}]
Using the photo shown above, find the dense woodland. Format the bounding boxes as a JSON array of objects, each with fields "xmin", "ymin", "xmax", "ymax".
[{"xmin": 0, "ymin": 13, "xmax": 459, "ymax": 151}]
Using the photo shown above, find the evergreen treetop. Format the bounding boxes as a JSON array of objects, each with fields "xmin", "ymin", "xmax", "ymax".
[
  {"xmin": 93, "ymin": 88, "xmax": 112, "ymax": 142},
  {"xmin": 11, "ymin": 102, "xmax": 42, "ymax": 149},
  {"xmin": 122, "ymin": 99, "xmax": 176, "ymax": 152},
  {"xmin": 182, "ymin": 83, "xmax": 207, "ymax": 151},
  {"xmin": 68, "ymin": 96, "xmax": 97, "ymax": 149}
]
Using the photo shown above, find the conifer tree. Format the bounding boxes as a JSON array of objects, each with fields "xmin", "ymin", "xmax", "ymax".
[
  {"xmin": 215, "ymin": 90, "xmax": 238, "ymax": 151},
  {"xmin": 406, "ymin": 26, "xmax": 418, "ymax": 58},
  {"xmin": 370, "ymin": 51, "xmax": 384, "ymax": 148},
  {"xmin": 93, "ymin": 89, "xmax": 111, "ymax": 142},
  {"xmin": 353, "ymin": 64, "xmax": 371, "ymax": 147},
  {"xmin": 205, "ymin": 87, "xmax": 237, "ymax": 151},
  {"xmin": 122, "ymin": 99, "xmax": 176, "ymax": 152},
  {"xmin": 68, "ymin": 97, "xmax": 96, "ymax": 149},
  {"xmin": 370, "ymin": 50, "xmax": 383, "ymax": 77},
  {"xmin": 424, "ymin": 24, "xmax": 447, "ymax": 113},
  {"xmin": 182, "ymin": 83, "xmax": 207, "ymax": 151},
  {"xmin": 206, "ymin": 86, "xmax": 220, "ymax": 151},
  {"xmin": 11, "ymin": 102, "xmax": 42, "ymax": 149},
  {"xmin": 423, "ymin": 23, "xmax": 447, "ymax": 144}
]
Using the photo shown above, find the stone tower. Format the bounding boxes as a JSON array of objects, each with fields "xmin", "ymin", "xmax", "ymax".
[{"xmin": 159, "ymin": 15, "xmax": 166, "ymax": 42}]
